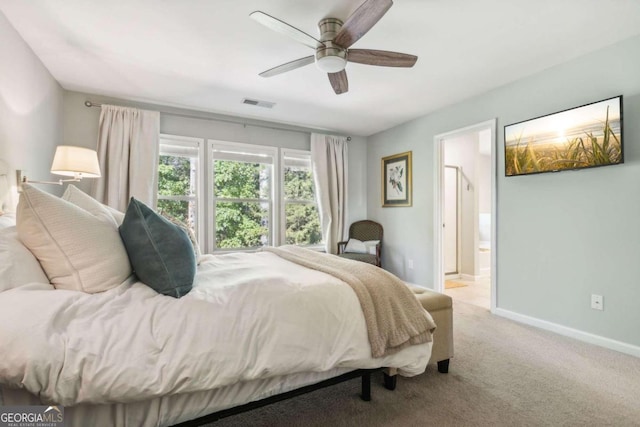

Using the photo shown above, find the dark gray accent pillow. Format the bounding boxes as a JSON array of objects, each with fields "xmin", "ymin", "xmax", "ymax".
[{"xmin": 119, "ymin": 198, "xmax": 195, "ymax": 298}]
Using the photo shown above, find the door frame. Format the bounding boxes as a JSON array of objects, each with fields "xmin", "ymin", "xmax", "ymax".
[
  {"xmin": 443, "ymin": 165, "xmax": 461, "ymax": 276},
  {"xmin": 433, "ymin": 119, "xmax": 497, "ymax": 312}
]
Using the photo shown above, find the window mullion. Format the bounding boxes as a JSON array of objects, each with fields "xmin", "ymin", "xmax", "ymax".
[
  {"xmin": 158, "ymin": 195, "xmax": 196, "ymax": 202},
  {"xmin": 215, "ymin": 197, "xmax": 269, "ymax": 203},
  {"xmin": 285, "ymin": 199, "xmax": 316, "ymax": 205}
]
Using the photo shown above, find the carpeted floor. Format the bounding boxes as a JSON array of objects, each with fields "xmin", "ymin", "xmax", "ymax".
[{"xmin": 209, "ymin": 300, "xmax": 640, "ymax": 426}]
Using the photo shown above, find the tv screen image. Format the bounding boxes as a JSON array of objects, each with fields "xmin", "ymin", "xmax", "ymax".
[{"xmin": 504, "ymin": 95, "xmax": 623, "ymax": 177}]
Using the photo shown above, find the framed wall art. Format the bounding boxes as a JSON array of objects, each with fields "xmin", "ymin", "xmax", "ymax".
[{"xmin": 382, "ymin": 151, "xmax": 412, "ymax": 207}]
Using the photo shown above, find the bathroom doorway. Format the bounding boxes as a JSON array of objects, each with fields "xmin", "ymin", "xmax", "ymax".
[{"xmin": 433, "ymin": 120, "xmax": 496, "ymax": 311}]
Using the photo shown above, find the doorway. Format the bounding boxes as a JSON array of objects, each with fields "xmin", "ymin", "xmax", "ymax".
[{"xmin": 433, "ymin": 119, "xmax": 497, "ymax": 312}]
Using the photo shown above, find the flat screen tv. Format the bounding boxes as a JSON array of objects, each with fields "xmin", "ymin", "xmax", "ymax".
[{"xmin": 504, "ymin": 95, "xmax": 623, "ymax": 177}]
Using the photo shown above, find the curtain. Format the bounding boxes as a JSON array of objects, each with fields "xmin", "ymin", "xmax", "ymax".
[
  {"xmin": 311, "ymin": 133, "xmax": 348, "ymax": 254},
  {"xmin": 91, "ymin": 105, "xmax": 160, "ymax": 211}
]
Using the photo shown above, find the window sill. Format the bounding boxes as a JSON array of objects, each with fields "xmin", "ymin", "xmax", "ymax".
[{"xmin": 210, "ymin": 244, "xmax": 325, "ymax": 254}]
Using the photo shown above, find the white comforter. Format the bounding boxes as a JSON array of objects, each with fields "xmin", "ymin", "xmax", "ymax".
[{"xmin": 0, "ymin": 251, "xmax": 430, "ymax": 406}]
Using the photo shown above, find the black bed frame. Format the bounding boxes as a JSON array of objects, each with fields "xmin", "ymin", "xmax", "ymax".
[
  {"xmin": 172, "ymin": 359, "xmax": 450, "ymax": 426},
  {"xmin": 171, "ymin": 368, "xmax": 397, "ymax": 427}
]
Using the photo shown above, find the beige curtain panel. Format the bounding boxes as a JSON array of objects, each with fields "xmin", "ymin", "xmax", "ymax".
[
  {"xmin": 311, "ymin": 133, "xmax": 348, "ymax": 254},
  {"xmin": 91, "ymin": 105, "xmax": 160, "ymax": 211}
]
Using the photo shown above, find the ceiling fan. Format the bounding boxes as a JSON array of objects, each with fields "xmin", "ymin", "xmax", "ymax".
[{"xmin": 250, "ymin": 0, "xmax": 417, "ymax": 95}]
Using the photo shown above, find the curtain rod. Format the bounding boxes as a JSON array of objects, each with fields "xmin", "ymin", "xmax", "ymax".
[{"xmin": 83, "ymin": 101, "xmax": 351, "ymax": 141}]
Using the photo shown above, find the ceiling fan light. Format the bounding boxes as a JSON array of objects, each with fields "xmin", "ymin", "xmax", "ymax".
[{"xmin": 316, "ymin": 55, "xmax": 347, "ymax": 73}]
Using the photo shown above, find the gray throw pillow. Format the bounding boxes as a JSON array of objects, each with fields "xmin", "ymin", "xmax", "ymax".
[{"xmin": 119, "ymin": 198, "xmax": 195, "ymax": 298}]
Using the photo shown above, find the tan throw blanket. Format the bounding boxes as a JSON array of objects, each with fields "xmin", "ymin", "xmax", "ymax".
[{"xmin": 264, "ymin": 246, "xmax": 436, "ymax": 358}]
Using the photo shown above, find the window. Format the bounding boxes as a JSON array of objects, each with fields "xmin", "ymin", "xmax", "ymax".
[
  {"xmin": 209, "ymin": 141, "xmax": 277, "ymax": 251},
  {"xmin": 157, "ymin": 135, "xmax": 204, "ymax": 243},
  {"xmin": 158, "ymin": 138, "xmax": 322, "ymax": 253},
  {"xmin": 281, "ymin": 149, "xmax": 322, "ymax": 246}
]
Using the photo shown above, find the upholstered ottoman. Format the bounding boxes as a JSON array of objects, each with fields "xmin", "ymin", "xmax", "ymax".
[
  {"xmin": 384, "ymin": 285, "xmax": 454, "ymax": 389},
  {"xmin": 410, "ymin": 285, "xmax": 454, "ymax": 373}
]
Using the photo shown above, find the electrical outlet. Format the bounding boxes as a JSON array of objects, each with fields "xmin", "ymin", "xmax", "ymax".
[
  {"xmin": 407, "ymin": 259, "xmax": 414, "ymax": 269},
  {"xmin": 591, "ymin": 294, "xmax": 604, "ymax": 311}
]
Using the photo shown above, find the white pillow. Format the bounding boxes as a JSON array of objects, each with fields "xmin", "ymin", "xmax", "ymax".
[
  {"xmin": 344, "ymin": 238, "xmax": 380, "ymax": 255},
  {"xmin": 0, "ymin": 226, "xmax": 50, "ymax": 291},
  {"xmin": 365, "ymin": 240, "xmax": 380, "ymax": 255},
  {"xmin": 62, "ymin": 184, "xmax": 125, "ymax": 226},
  {"xmin": 344, "ymin": 238, "xmax": 367, "ymax": 253},
  {"xmin": 16, "ymin": 184, "xmax": 132, "ymax": 293}
]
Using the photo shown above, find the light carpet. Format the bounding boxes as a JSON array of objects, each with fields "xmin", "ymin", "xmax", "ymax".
[{"xmin": 209, "ymin": 300, "xmax": 640, "ymax": 427}]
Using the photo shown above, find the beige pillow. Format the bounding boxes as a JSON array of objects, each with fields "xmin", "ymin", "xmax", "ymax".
[
  {"xmin": 62, "ymin": 184, "xmax": 125, "ymax": 226},
  {"xmin": 16, "ymin": 184, "xmax": 132, "ymax": 293}
]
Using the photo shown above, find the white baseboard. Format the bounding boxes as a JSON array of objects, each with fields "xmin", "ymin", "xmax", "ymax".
[
  {"xmin": 460, "ymin": 273, "xmax": 480, "ymax": 281},
  {"xmin": 494, "ymin": 308, "xmax": 640, "ymax": 359}
]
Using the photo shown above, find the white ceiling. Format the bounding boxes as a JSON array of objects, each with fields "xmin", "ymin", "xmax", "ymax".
[{"xmin": 2, "ymin": 0, "xmax": 640, "ymax": 136}]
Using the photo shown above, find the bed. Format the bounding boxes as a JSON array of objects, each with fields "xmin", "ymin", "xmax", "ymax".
[{"xmin": 0, "ymin": 172, "xmax": 435, "ymax": 426}]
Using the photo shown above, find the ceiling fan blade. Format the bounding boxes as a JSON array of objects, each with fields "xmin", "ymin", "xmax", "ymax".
[
  {"xmin": 348, "ymin": 49, "xmax": 417, "ymax": 67},
  {"xmin": 328, "ymin": 70, "xmax": 349, "ymax": 95},
  {"xmin": 250, "ymin": 11, "xmax": 324, "ymax": 49},
  {"xmin": 334, "ymin": 0, "xmax": 393, "ymax": 49},
  {"xmin": 259, "ymin": 56, "xmax": 315, "ymax": 78}
]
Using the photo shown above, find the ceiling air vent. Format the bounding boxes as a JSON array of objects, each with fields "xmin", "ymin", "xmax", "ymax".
[{"xmin": 242, "ymin": 98, "xmax": 276, "ymax": 109}]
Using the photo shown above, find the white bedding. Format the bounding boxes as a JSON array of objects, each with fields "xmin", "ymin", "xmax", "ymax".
[
  {"xmin": 1, "ymin": 367, "xmax": 353, "ymax": 427},
  {"xmin": 0, "ymin": 250, "xmax": 430, "ymax": 408},
  {"xmin": 0, "ymin": 213, "xmax": 15, "ymax": 230}
]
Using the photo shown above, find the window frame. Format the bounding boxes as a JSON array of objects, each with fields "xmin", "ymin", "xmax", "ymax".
[
  {"xmin": 208, "ymin": 140, "xmax": 279, "ymax": 253},
  {"xmin": 157, "ymin": 134, "xmax": 206, "ymax": 246},
  {"xmin": 280, "ymin": 148, "xmax": 323, "ymax": 249},
  {"xmin": 158, "ymin": 137, "xmax": 322, "ymax": 253}
]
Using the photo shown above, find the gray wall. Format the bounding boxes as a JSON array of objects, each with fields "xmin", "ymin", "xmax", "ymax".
[
  {"xmin": 0, "ymin": 11, "xmax": 64, "ymax": 205},
  {"xmin": 62, "ymin": 91, "xmax": 368, "ymax": 228},
  {"xmin": 368, "ymin": 34, "xmax": 640, "ymax": 347}
]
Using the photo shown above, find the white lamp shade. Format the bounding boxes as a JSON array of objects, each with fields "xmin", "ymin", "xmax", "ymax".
[{"xmin": 50, "ymin": 146, "xmax": 101, "ymax": 178}]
